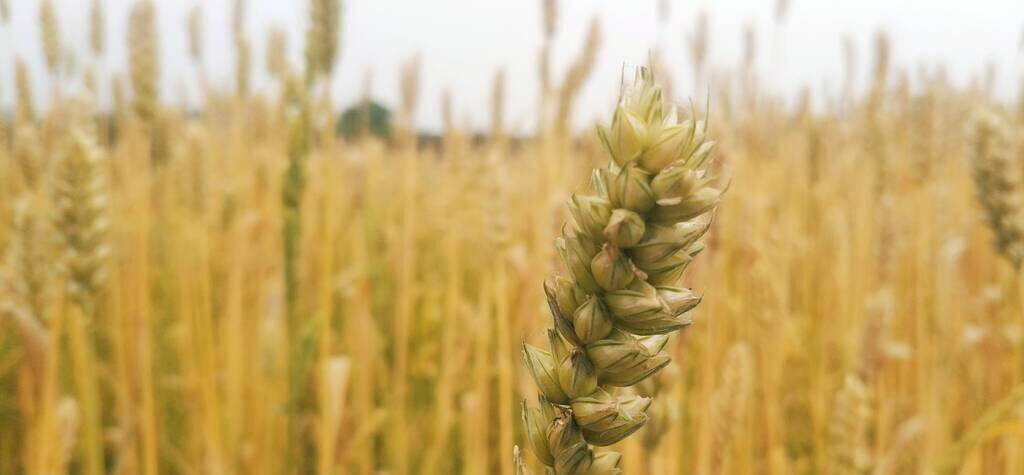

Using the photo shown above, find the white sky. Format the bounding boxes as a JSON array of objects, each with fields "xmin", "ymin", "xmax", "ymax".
[{"xmin": 2, "ymin": 0, "xmax": 1024, "ymax": 134}]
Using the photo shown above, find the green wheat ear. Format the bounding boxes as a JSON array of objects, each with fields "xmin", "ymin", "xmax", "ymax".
[
  {"xmin": 519, "ymin": 67, "xmax": 723, "ymax": 474},
  {"xmin": 969, "ymin": 109, "xmax": 1024, "ymax": 269}
]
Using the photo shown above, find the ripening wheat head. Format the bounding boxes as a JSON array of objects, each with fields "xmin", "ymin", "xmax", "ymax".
[
  {"xmin": 520, "ymin": 67, "xmax": 723, "ymax": 474},
  {"xmin": 969, "ymin": 110, "xmax": 1024, "ymax": 268},
  {"xmin": 52, "ymin": 130, "xmax": 110, "ymax": 311},
  {"xmin": 39, "ymin": 0, "xmax": 61, "ymax": 75},
  {"xmin": 129, "ymin": 0, "xmax": 159, "ymax": 125},
  {"xmin": 188, "ymin": 5, "xmax": 203, "ymax": 63},
  {"xmin": 266, "ymin": 27, "xmax": 289, "ymax": 79},
  {"xmin": 828, "ymin": 374, "xmax": 874, "ymax": 475},
  {"xmin": 3, "ymin": 198, "xmax": 53, "ymax": 322},
  {"xmin": 15, "ymin": 58, "xmax": 35, "ymax": 123},
  {"xmin": 90, "ymin": 0, "xmax": 105, "ymax": 57},
  {"xmin": 306, "ymin": 0, "xmax": 342, "ymax": 79}
]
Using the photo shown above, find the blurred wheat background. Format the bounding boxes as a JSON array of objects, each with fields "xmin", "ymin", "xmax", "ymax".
[{"xmin": 3, "ymin": 0, "xmax": 1024, "ymax": 474}]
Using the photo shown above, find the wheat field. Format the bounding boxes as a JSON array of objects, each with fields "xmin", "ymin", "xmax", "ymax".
[{"xmin": 2, "ymin": 1, "xmax": 1024, "ymax": 474}]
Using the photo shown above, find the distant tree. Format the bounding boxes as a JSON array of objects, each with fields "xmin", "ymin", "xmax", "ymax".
[{"xmin": 337, "ymin": 101, "xmax": 392, "ymax": 140}]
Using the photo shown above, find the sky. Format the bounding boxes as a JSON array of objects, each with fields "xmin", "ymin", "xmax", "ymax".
[{"xmin": 2, "ymin": 0, "xmax": 1024, "ymax": 134}]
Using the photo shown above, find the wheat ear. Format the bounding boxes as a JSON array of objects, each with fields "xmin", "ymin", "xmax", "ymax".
[
  {"xmin": 519, "ymin": 67, "xmax": 722, "ymax": 474},
  {"xmin": 969, "ymin": 110, "xmax": 1024, "ymax": 268}
]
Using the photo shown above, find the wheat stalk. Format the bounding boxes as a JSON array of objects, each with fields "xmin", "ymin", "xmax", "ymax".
[{"xmin": 519, "ymin": 67, "xmax": 722, "ymax": 474}]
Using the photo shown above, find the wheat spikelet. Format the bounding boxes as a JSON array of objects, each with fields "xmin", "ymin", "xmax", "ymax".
[
  {"xmin": 52, "ymin": 130, "xmax": 110, "ymax": 312},
  {"xmin": 306, "ymin": 0, "xmax": 342, "ymax": 80},
  {"xmin": 267, "ymin": 27, "xmax": 289, "ymax": 79},
  {"xmin": 554, "ymin": 16, "xmax": 601, "ymax": 135},
  {"xmin": 520, "ymin": 67, "xmax": 722, "ymax": 474},
  {"xmin": 129, "ymin": 0, "xmax": 159, "ymax": 126},
  {"xmin": 188, "ymin": 5, "xmax": 203, "ymax": 63},
  {"xmin": 89, "ymin": 0, "xmax": 105, "ymax": 57},
  {"xmin": 15, "ymin": 58, "xmax": 35, "ymax": 124},
  {"xmin": 39, "ymin": 0, "xmax": 60, "ymax": 75},
  {"xmin": 969, "ymin": 110, "xmax": 1024, "ymax": 268},
  {"xmin": 827, "ymin": 374, "xmax": 873, "ymax": 475},
  {"xmin": 709, "ymin": 343, "xmax": 753, "ymax": 474}
]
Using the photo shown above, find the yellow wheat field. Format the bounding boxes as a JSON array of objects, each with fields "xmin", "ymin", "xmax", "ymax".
[{"xmin": 2, "ymin": 1, "xmax": 1024, "ymax": 474}]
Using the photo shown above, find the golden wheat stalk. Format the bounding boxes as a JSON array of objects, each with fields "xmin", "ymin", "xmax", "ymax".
[{"xmin": 519, "ymin": 67, "xmax": 722, "ymax": 474}]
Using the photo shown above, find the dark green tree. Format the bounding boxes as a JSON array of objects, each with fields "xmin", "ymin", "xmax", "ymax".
[{"xmin": 337, "ymin": 101, "xmax": 392, "ymax": 140}]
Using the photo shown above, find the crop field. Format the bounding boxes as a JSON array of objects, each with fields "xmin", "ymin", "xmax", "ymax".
[{"xmin": 2, "ymin": 0, "xmax": 1024, "ymax": 474}]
